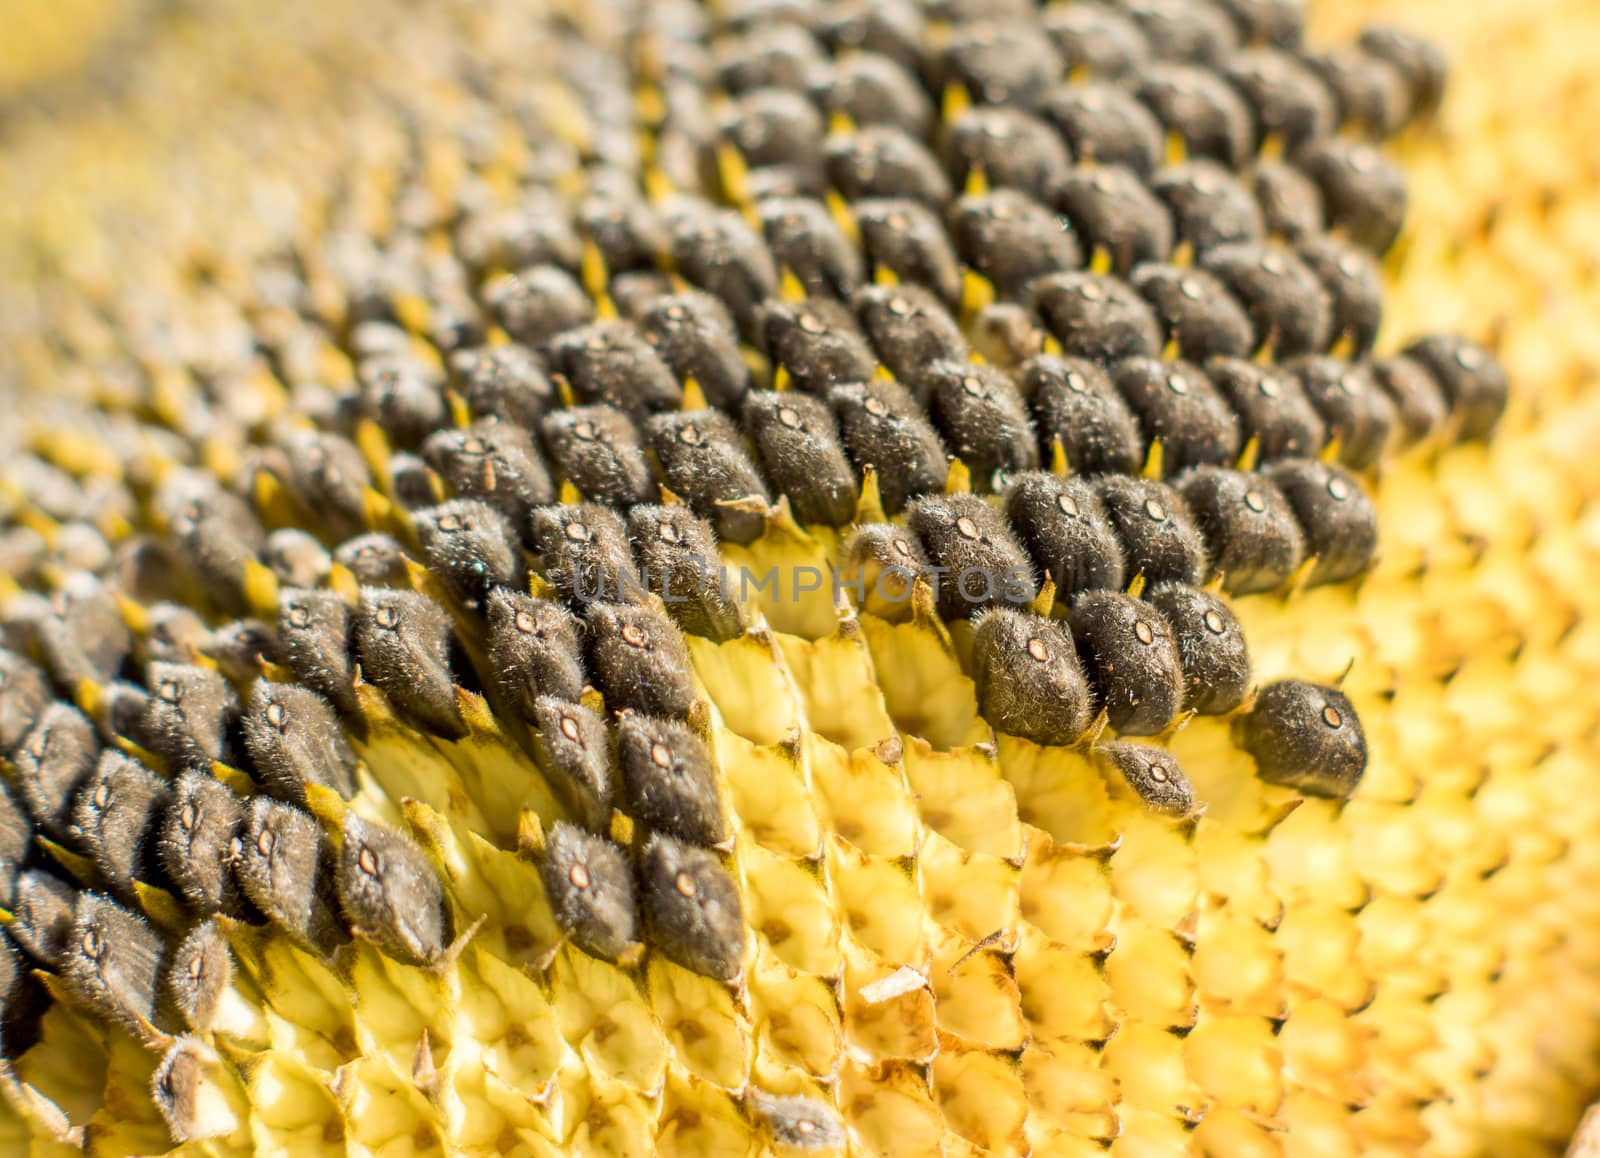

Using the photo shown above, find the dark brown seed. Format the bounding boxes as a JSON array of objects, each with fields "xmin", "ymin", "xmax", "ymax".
[
  {"xmin": 1285, "ymin": 357, "xmax": 1397, "ymax": 470},
  {"xmin": 1052, "ymin": 166, "xmax": 1175, "ymax": 278},
  {"xmin": 1147, "ymin": 161, "xmax": 1266, "ymax": 257},
  {"xmin": 1022, "ymin": 355, "xmax": 1145, "ymax": 477},
  {"xmin": 336, "ymin": 814, "xmax": 450, "ymax": 965},
  {"xmin": 241, "ymin": 681, "xmax": 358, "ymax": 805},
  {"xmin": 1067, "ymin": 591, "xmax": 1185, "ymax": 736},
  {"xmin": 547, "ymin": 321, "xmax": 685, "ymax": 420},
  {"xmin": 824, "ymin": 126, "xmax": 953, "ymax": 207},
  {"xmin": 529, "ymin": 698, "xmax": 617, "ymax": 833},
  {"xmin": 14, "ymin": 703, "xmax": 100, "ymax": 840},
  {"xmin": 852, "ymin": 283, "xmax": 970, "ymax": 387},
  {"xmin": 828, "ymin": 379, "xmax": 949, "ymax": 515},
  {"xmin": 972, "ymin": 608, "xmax": 1093, "ymax": 746},
  {"xmin": 1175, "ymin": 465, "xmax": 1305, "ymax": 594},
  {"xmin": 1031, "ymin": 273, "xmax": 1164, "ymax": 367},
  {"xmin": 1237, "ymin": 679, "xmax": 1366, "ymax": 797},
  {"xmin": 854, "ymin": 198, "xmax": 964, "ymax": 308},
  {"xmin": 906, "ymin": 494, "xmax": 1038, "ymax": 620},
  {"xmin": 1295, "ymin": 138, "xmax": 1408, "ymax": 255},
  {"xmin": 585, "ymin": 602, "xmax": 697, "ymax": 719},
  {"xmin": 638, "ymin": 292, "xmax": 753, "ymax": 411},
  {"xmin": 1130, "ymin": 264, "xmax": 1256, "ymax": 362},
  {"xmin": 616, "ymin": 712, "xmax": 729, "ymax": 847},
  {"xmin": 541, "ymin": 822, "xmax": 638, "ymax": 961},
  {"xmin": 1145, "ymin": 581, "xmax": 1251, "ymax": 714},
  {"xmin": 277, "ymin": 588, "xmax": 357, "ymax": 717},
  {"xmin": 1038, "ymin": 83, "xmax": 1164, "ymax": 177},
  {"xmin": 61, "ymin": 893, "xmax": 167, "ymax": 1029},
  {"xmin": 645, "ymin": 410, "xmax": 772, "ymax": 546},
  {"xmin": 638, "ymin": 832, "xmax": 745, "ymax": 981},
  {"xmin": 941, "ymin": 108, "xmax": 1074, "ymax": 204},
  {"xmin": 159, "ymin": 771, "xmax": 246, "ymax": 917},
  {"xmin": 1402, "ymin": 335, "xmax": 1510, "ymax": 443},
  {"xmin": 541, "ymin": 405, "xmax": 657, "ymax": 509},
  {"xmin": 1201, "ymin": 243, "xmax": 1333, "ymax": 358},
  {"xmin": 1367, "ymin": 354, "xmax": 1450, "ymax": 445},
  {"xmin": 1205, "ymin": 355, "xmax": 1327, "ymax": 461},
  {"xmin": 413, "ymin": 499, "xmax": 527, "ymax": 606},
  {"xmin": 528, "ymin": 504, "xmax": 644, "ymax": 606},
  {"xmin": 421, "ymin": 422, "xmax": 556, "ymax": 531},
  {"xmin": 353, "ymin": 588, "xmax": 466, "ymax": 740},
  {"xmin": 235, "ymin": 797, "xmax": 347, "ymax": 955},
  {"xmin": 165, "ymin": 920, "xmax": 232, "ymax": 1032},
  {"xmin": 10, "ymin": 871, "xmax": 78, "ymax": 966},
  {"xmin": 759, "ymin": 299, "xmax": 878, "ymax": 396},
  {"xmin": 1266, "ymin": 459, "xmax": 1378, "ymax": 587},
  {"xmin": 1111, "ymin": 357, "xmax": 1243, "ymax": 476},
  {"xmin": 743, "ymin": 392, "xmax": 859, "ymax": 527},
  {"xmin": 1094, "ymin": 474, "xmax": 1209, "ymax": 586},
  {"xmin": 73, "ymin": 751, "xmax": 171, "ymax": 896},
  {"xmin": 1096, "ymin": 742, "xmax": 1196, "ymax": 815},
  {"xmin": 1004, "ymin": 471, "xmax": 1128, "ymax": 595},
  {"xmin": 448, "ymin": 344, "xmax": 556, "ymax": 430},
  {"xmin": 921, "ymin": 361, "xmax": 1040, "ymax": 486},
  {"xmin": 627, "ymin": 506, "xmax": 747, "ymax": 643},
  {"xmin": 1134, "ymin": 63, "xmax": 1255, "ymax": 167},
  {"xmin": 947, "ymin": 190, "xmax": 1083, "ymax": 303}
]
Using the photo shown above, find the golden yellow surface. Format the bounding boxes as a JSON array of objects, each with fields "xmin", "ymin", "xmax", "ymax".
[{"xmin": 1, "ymin": 1, "xmax": 1599, "ymax": 1156}]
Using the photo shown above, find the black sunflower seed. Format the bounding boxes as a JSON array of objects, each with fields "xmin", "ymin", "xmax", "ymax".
[
  {"xmin": 638, "ymin": 292, "xmax": 753, "ymax": 412},
  {"xmin": 159, "ymin": 771, "xmax": 246, "ymax": 917},
  {"xmin": 1144, "ymin": 581, "xmax": 1251, "ymax": 714},
  {"xmin": 529, "ymin": 698, "xmax": 617, "ymax": 833},
  {"xmin": 852, "ymin": 283, "xmax": 970, "ymax": 387},
  {"xmin": 421, "ymin": 422, "xmax": 556, "ymax": 531},
  {"xmin": 413, "ymin": 500, "xmax": 527, "ymax": 605},
  {"xmin": 1067, "ymin": 591, "xmax": 1185, "ymax": 736},
  {"xmin": 1095, "ymin": 742, "xmax": 1196, "ymax": 815},
  {"xmin": 585, "ymin": 602, "xmax": 697, "ymax": 719},
  {"xmin": 742, "ymin": 392, "xmax": 859, "ymax": 527},
  {"xmin": 1401, "ymin": 335, "xmax": 1510, "ymax": 442},
  {"xmin": 541, "ymin": 821, "xmax": 638, "ymax": 961},
  {"xmin": 61, "ymin": 893, "xmax": 167, "ymax": 1029},
  {"xmin": 277, "ymin": 588, "xmax": 357, "ymax": 716},
  {"xmin": 336, "ymin": 814, "xmax": 451, "ymax": 965},
  {"xmin": 241, "ymin": 681, "xmax": 358, "ymax": 805},
  {"xmin": 1094, "ymin": 474, "xmax": 1209, "ymax": 586},
  {"xmin": 1111, "ymin": 356, "xmax": 1243, "ymax": 476},
  {"xmin": 906, "ymin": 494, "xmax": 1037, "ymax": 619},
  {"xmin": 1030, "ymin": 273, "xmax": 1164, "ymax": 366},
  {"xmin": 1265, "ymin": 458, "xmax": 1378, "ymax": 586},
  {"xmin": 353, "ymin": 588, "xmax": 467, "ymax": 739},
  {"xmin": 627, "ymin": 505, "xmax": 748, "ymax": 642},
  {"xmin": 922, "ymin": 360, "xmax": 1040, "ymax": 485},
  {"xmin": 946, "ymin": 190, "xmax": 1083, "ymax": 302},
  {"xmin": 1237, "ymin": 679, "xmax": 1366, "ymax": 797},
  {"xmin": 1003, "ymin": 471, "xmax": 1127, "ymax": 596},
  {"xmin": 1130, "ymin": 264, "xmax": 1256, "ymax": 362},
  {"xmin": 759, "ymin": 299, "xmax": 878, "ymax": 396},
  {"xmin": 617, "ymin": 712, "xmax": 729, "ymax": 847},
  {"xmin": 541, "ymin": 405, "xmax": 657, "ymax": 510},
  {"xmin": 637, "ymin": 832, "xmax": 745, "ymax": 981},
  {"xmin": 1284, "ymin": 356, "xmax": 1397, "ymax": 470},
  {"xmin": 645, "ymin": 410, "xmax": 772, "ymax": 546},
  {"xmin": 14, "ymin": 703, "xmax": 101, "ymax": 840},
  {"xmin": 529, "ymin": 504, "xmax": 643, "ymax": 606},
  {"xmin": 73, "ymin": 750, "xmax": 170, "ymax": 896},
  {"xmin": 165, "ymin": 920, "xmax": 232, "ymax": 1032},
  {"xmin": 1052, "ymin": 166, "xmax": 1175, "ymax": 278},
  {"xmin": 1174, "ymin": 465, "xmax": 1305, "ymax": 594},
  {"xmin": 234, "ymin": 797, "xmax": 346, "ymax": 955},
  {"xmin": 1022, "ymin": 355, "xmax": 1145, "ymax": 477},
  {"xmin": 972, "ymin": 607, "xmax": 1093, "ymax": 746}
]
